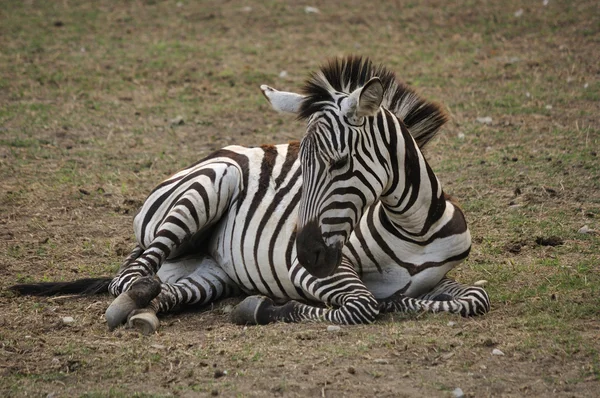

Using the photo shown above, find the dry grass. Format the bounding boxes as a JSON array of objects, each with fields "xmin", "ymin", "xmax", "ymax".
[{"xmin": 1, "ymin": 0, "xmax": 599, "ymax": 396}]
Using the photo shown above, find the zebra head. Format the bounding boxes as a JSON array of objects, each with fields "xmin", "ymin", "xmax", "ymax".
[{"xmin": 261, "ymin": 63, "xmax": 387, "ymax": 278}]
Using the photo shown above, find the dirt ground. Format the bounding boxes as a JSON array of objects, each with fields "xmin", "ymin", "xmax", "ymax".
[{"xmin": 1, "ymin": 1, "xmax": 599, "ymax": 397}]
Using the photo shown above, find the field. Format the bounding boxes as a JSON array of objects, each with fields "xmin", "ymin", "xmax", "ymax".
[{"xmin": 1, "ymin": 0, "xmax": 599, "ymax": 396}]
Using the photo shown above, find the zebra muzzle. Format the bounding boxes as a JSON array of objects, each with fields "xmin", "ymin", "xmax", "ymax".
[{"xmin": 296, "ymin": 220, "xmax": 342, "ymax": 278}]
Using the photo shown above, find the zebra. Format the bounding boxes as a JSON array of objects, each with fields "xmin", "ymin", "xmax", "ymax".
[{"xmin": 10, "ymin": 56, "xmax": 490, "ymax": 334}]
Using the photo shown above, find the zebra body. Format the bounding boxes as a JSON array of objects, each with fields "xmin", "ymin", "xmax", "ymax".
[
  {"xmin": 12, "ymin": 56, "xmax": 490, "ymax": 331},
  {"xmin": 140, "ymin": 143, "xmax": 306, "ymax": 302},
  {"xmin": 133, "ymin": 141, "xmax": 468, "ymax": 302}
]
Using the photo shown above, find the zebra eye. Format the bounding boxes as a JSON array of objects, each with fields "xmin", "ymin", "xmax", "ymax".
[{"xmin": 329, "ymin": 155, "xmax": 349, "ymax": 172}]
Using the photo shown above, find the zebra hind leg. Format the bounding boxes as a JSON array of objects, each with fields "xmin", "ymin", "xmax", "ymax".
[
  {"xmin": 126, "ymin": 255, "xmax": 241, "ymax": 335},
  {"xmin": 106, "ymin": 163, "xmax": 239, "ymax": 330},
  {"xmin": 231, "ymin": 259, "xmax": 380, "ymax": 325},
  {"xmin": 105, "ymin": 276, "xmax": 161, "ymax": 330},
  {"xmin": 379, "ymin": 277, "xmax": 490, "ymax": 317}
]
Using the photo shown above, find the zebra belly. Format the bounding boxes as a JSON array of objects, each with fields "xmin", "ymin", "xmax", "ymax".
[{"xmin": 358, "ymin": 261, "xmax": 456, "ymax": 299}]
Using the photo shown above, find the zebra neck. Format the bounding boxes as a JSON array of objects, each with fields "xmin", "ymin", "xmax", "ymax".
[
  {"xmin": 372, "ymin": 109, "xmax": 448, "ymax": 238},
  {"xmin": 377, "ymin": 194, "xmax": 447, "ymax": 239},
  {"xmin": 378, "ymin": 152, "xmax": 447, "ymax": 238}
]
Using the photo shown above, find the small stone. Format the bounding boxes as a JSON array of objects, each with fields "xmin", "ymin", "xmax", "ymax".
[
  {"xmin": 241, "ymin": 6, "xmax": 252, "ymax": 12},
  {"xmin": 62, "ymin": 316, "xmax": 75, "ymax": 324},
  {"xmin": 545, "ymin": 105, "xmax": 553, "ymax": 110},
  {"xmin": 373, "ymin": 359, "xmax": 389, "ymax": 364},
  {"xmin": 327, "ymin": 325, "xmax": 341, "ymax": 332},
  {"xmin": 457, "ymin": 132, "xmax": 465, "ymax": 140},
  {"xmin": 347, "ymin": 366, "xmax": 356, "ymax": 374},
  {"xmin": 474, "ymin": 280, "xmax": 488, "ymax": 287},
  {"xmin": 150, "ymin": 344, "xmax": 166, "ymax": 350},
  {"xmin": 525, "ymin": 91, "xmax": 531, "ymax": 98},
  {"xmin": 514, "ymin": 9, "xmax": 523, "ymax": 17},
  {"xmin": 584, "ymin": 83, "xmax": 589, "ymax": 89},
  {"xmin": 447, "ymin": 321, "xmax": 456, "ymax": 327},
  {"xmin": 170, "ymin": 115, "xmax": 185, "ymax": 126},
  {"xmin": 476, "ymin": 116, "xmax": 492, "ymax": 125},
  {"xmin": 578, "ymin": 225, "xmax": 595, "ymax": 234},
  {"xmin": 543, "ymin": 0, "xmax": 549, "ymax": 6},
  {"xmin": 304, "ymin": 6, "xmax": 320, "ymax": 14},
  {"xmin": 278, "ymin": 70, "xmax": 288, "ymax": 79},
  {"xmin": 220, "ymin": 304, "xmax": 233, "ymax": 314},
  {"xmin": 492, "ymin": 348, "xmax": 505, "ymax": 356},
  {"xmin": 452, "ymin": 387, "xmax": 465, "ymax": 398}
]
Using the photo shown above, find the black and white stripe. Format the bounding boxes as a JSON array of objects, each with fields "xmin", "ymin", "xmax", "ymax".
[{"xmin": 11, "ymin": 56, "xmax": 490, "ymax": 329}]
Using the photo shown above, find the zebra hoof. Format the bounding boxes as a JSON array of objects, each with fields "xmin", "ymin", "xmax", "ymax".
[
  {"xmin": 128, "ymin": 310, "xmax": 160, "ymax": 335},
  {"xmin": 105, "ymin": 292, "xmax": 138, "ymax": 331},
  {"xmin": 230, "ymin": 296, "xmax": 272, "ymax": 325},
  {"xmin": 105, "ymin": 277, "xmax": 162, "ymax": 330}
]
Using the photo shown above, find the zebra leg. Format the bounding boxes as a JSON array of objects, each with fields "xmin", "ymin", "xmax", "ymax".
[
  {"xmin": 106, "ymin": 164, "xmax": 239, "ymax": 329},
  {"xmin": 231, "ymin": 258, "xmax": 379, "ymax": 325},
  {"xmin": 379, "ymin": 277, "xmax": 490, "ymax": 317},
  {"xmin": 105, "ymin": 275, "xmax": 162, "ymax": 330},
  {"xmin": 419, "ymin": 277, "xmax": 490, "ymax": 316},
  {"xmin": 126, "ymin": 255, "xmax": 241, "ymax": 334},
  {"xmin": 103, "ymin": 245, "xmax": 157, "ymax": 330}
]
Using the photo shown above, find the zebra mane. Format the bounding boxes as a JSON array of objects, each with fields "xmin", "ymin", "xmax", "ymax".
[{"xmin": 298, "ymin": 55, "xmax": 449, "ymax": 148}]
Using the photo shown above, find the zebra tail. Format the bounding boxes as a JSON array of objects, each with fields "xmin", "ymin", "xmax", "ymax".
[{"xmin": 10, "ymin": 277, "xmax": 112, "ymax": 296}]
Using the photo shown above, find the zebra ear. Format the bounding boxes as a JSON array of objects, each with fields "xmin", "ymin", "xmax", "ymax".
[
  {"xmin": 346, "ymin": 77, "xmax": 384, "ymax": 118},
  {"xmin": 260, "ymin": 85, "xmax": 305, "ymax": 114}
]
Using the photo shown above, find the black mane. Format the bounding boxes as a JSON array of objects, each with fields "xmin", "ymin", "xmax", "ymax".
[{"xmin": 298, "ymin": 56, "xmax": 448, "ymax": 148}]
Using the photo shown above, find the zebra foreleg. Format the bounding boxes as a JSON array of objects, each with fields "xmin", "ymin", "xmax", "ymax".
[
  {"xmin": 419, "ymin": 277, "xmax": 490, "ymax": 316},
  {"xmin": 231, "ymin": 259, "xmax": 379, "ymax": 325},
  {"xmin": 379, "ymin": 277, "xmax": 490, "ymax": 317}
]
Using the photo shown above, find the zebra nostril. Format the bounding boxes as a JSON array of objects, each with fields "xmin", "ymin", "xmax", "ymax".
[
  {"xmin": 313, "ymin": 246, "xmax": 322, "ymax": 265},
  {"xmin": 296, "ymin": 220, "xmax": 342, "ymax": 278}
]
